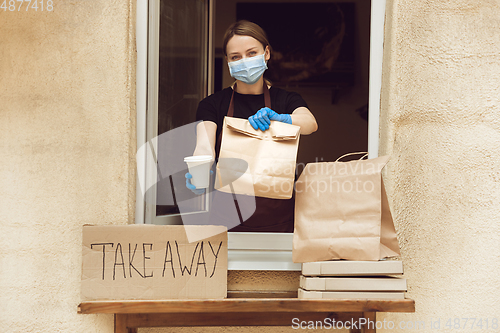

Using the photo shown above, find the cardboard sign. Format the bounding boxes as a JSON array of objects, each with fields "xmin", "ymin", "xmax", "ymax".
[{"xmin": 81, "ymin": 225, "xmax": 227, "ymax": 300}]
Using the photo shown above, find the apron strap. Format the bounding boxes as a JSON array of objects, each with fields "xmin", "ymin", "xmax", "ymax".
[
  {"xmin": 217, "ymin": 82, "xmax": 271, "ymax": 153},
  {"xmin": 227, "ymin": 82, "xmax": 271, "ymax": 116}
]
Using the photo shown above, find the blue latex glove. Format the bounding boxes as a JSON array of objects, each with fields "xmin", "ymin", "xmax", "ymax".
[
  {"xmin": 185, "ymin": 171, "xmax": 212, "ymax": 195},
  {"xmin": 248, "ymin": 107, "xmax": 292, "ymax": 131}
]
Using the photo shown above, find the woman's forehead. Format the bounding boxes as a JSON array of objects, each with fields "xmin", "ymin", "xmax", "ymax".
[{"xmin": 226, "ymin": 35, "xmax": 263, "ymax": 54}]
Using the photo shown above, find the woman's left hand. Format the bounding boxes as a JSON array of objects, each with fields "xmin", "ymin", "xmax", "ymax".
[{"xmin": 248, "ymin": 107, "xmax": 292, "ymax": 131}]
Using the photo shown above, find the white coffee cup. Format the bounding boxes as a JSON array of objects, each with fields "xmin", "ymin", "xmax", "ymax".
[{"xmin": 184, "ymin": 155, "xmax": 213, "ymax": 189}]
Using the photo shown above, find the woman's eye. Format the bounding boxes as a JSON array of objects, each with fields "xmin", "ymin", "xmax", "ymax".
[
  {"xmin": 249, "ymin": 51, "xmax": 257, "ymax": 56},
  {"xmin": 231, "ymin": 56, "xmax": 240, "ymax": 61}
]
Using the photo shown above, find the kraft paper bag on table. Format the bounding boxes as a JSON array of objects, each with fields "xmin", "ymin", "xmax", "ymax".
[
  {"xmin": 215, "ymin": 116, "xmax": 300, "ymax": 199},
  {"xmin": 293, "ymin": 153, "xmax": 400, "ymax": 263}
]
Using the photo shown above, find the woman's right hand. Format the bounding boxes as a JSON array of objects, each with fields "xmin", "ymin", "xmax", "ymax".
[
  {"xmin": 185, "ymin": 173, "xmax": 206, "ymax": 195},
  {"xmin": 248, "ymin": 107, "xmax": 292, "ymax": 131}
]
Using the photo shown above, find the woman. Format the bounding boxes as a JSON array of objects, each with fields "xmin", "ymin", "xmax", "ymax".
[{"xmin": 186, "ymin": 20, "xmax": 318, "ymax": 232}]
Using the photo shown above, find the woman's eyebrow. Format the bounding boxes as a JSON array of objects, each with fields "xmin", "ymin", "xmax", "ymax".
[{"xmin": 228, "ymin": 47, "xmax": 258, "ymax": 56}]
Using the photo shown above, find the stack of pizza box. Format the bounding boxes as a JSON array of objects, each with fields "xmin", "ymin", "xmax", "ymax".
[{"xmin": 299, "ymin": 260, "xmax": 407, "ymax": 299}]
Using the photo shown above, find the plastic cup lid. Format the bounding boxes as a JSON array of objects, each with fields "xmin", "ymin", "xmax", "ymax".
[{"xmin": 184, "ymin": 155, "xmax": 213, "ymax": 162}]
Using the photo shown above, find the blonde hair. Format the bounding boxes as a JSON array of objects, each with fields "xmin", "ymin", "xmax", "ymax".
[{"xmin": 222, "ymin": 20, "xmax": 272, "ymax": 57}]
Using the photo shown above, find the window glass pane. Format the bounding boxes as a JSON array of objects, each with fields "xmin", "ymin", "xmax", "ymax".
[
  {"xmin": 156, "ymin": 0, "xmax": 207, "ymax": 217},
  {"xmin": 232, "ymin": 2, "xmax": 370, "ymax": 165}
]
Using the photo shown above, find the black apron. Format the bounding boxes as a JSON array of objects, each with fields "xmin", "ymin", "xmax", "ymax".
[{"xmin": 213, "ymin": 83, "xmax": 295, "ymax": 233}]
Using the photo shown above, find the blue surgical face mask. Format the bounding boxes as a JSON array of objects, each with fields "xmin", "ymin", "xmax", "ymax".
[{"xmin": 227, "ymin": 54, "xmax": 268, "ymax": 85}]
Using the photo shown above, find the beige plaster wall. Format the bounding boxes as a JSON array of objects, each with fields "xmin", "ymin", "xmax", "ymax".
[
  {"xmin": 3, "ymin": 0, "xmax": 500, "ymax": 332},
  {"xmin": 378, "ymin": 0, "xmax": 500, "ymax": 331},
  {"xmin": 0, "ymin": 0, "xmax": 136, "ymax": 332}
]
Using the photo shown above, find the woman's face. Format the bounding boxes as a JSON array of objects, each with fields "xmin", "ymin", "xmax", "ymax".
[{"xmin": 226, "ymin": 35, "xmax": 270, "ymax": 63}]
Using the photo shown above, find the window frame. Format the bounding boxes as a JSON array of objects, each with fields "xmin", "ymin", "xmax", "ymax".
[
  {"xmin": 135, "ymin": 0, "xmax": 386, "ymax": 271},
  {"xmin": 142, "ymin": 0, "xmax": 213, "ymax": 226}
]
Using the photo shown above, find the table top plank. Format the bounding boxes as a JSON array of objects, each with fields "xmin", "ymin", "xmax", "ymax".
[{"xmin": 78, "ymin": 298, "xmax": 415, "ymax": 315}]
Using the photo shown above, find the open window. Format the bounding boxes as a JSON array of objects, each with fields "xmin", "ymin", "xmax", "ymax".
[{"xmin": 136, "ymin": 0, "xmax": 386, "ymax": 270}]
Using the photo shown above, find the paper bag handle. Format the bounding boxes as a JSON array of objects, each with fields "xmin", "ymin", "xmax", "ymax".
[{"xmin": 336, "ymin": 152, "xmax": 369, "ymax": 162}]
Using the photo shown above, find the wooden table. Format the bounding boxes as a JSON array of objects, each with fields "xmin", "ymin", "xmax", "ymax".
[{"xmin": 78, "ymin": 298, "xmax": 415, "ymax": 333}]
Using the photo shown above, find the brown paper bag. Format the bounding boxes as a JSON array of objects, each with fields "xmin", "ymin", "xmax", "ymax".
[
  {"xmin": 293, "ymin": 154, "xmax": 400, "ymax": 262},
  {"xmin": 215, "ymin": 116, "xmax": 300, "ymax": 199}
]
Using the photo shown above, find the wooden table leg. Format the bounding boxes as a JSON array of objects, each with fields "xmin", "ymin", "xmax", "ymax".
[
  {"xmin": 362, "ymin": 312, "xmax": 376, "ymax": 333},
  {"xmin": 349, "ymin": 312, "xmax": 376, "ymax": 333},
  {"xmin": 347, "ymin": 313, "xmax": 360, "ymax": 333},
  {"xmin": 115, "ymin": 314, "xmax": 127, "ymax": 333},
  {"xmin": 350, "ymin": 324, "xmax": 361, "ymax": 333},
  {"xmin": 115, "ymin": 314, "xmax": 138, "ymax": 333}
]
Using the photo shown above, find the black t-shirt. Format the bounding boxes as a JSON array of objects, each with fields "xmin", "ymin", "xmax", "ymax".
[
  {"xmin": 195, "ymin": 86, "xmax": 308, "ymax": 232},
  {"xmin": 196, "ymin": 86, "xmax": 308, "ymax": 144}
]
